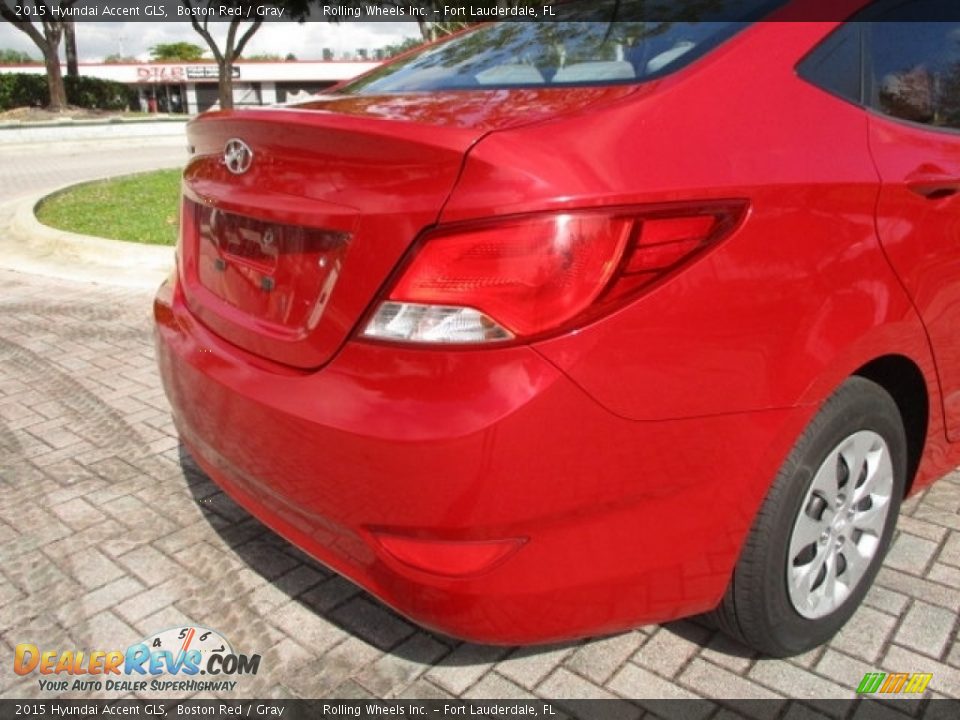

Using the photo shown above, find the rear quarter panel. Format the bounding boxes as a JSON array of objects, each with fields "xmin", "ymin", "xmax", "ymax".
[{"xmin": 439, "ymin": 21, "xmax": 952, "ymax": 490}]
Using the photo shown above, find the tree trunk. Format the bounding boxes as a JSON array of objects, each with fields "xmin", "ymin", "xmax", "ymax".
[
  {"xmin": 219, "ymin": 59, "xmax": 234, "ymax": 110},
  {"xmin": 39, "ymin": 21, "xmax": 67, "ymax": 111},
  {"xmin": 417, "ymin": 19, "xmax": 435, "ymax": 42},
  {"xmin": 65, "ymin": 21, "xmax": 79, "ymax": 78},
  {"xmin": 43, "ymin": 43, "xmax": 66, "ymax": 111}
]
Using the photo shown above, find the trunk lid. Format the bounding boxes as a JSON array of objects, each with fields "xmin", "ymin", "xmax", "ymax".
[{"xmin": 179, "ymin": 87, "xmax": 634, "ymax": 369}]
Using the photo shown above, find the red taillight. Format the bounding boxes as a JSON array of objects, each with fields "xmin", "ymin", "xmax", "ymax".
[
  {"xmin": 363, "ymin": 202, "xmax": 745, "ymax": 344},
  {"xmin": 391, "ymin": 214, "xmax": 632, "ymax": 338}
]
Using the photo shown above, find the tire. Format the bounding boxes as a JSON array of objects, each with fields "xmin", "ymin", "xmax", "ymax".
[{"xmin": 710, "ymin": 376, "xmax": 907, "ymax": 656}]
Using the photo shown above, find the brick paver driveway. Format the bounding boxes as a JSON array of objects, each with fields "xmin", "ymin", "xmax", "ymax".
[{"xmin": 0, "ymin": 142, "xmax": 959, "ymax": 707}]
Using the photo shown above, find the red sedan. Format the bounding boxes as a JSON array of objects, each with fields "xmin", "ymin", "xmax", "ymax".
[{"xmin": 155, "ymin": 0, "xmax": 960, "ymax": 655}]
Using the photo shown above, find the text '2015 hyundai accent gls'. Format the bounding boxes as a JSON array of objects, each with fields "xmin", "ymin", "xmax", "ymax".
[{"xmin": 155, "ymin": 0, "xmax": 960, "ymax": 655}]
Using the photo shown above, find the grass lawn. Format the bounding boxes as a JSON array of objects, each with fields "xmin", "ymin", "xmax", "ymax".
[{"xmin": 35, "ymin": 169, "xmax": 181, "ymax": 246}]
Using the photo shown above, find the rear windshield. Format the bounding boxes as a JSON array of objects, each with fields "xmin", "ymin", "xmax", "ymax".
[{"xmin": 338, "ymin": 0, "xmax": 788, "ymax": 94}]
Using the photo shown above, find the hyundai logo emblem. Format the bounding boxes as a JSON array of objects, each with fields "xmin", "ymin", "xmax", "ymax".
[{"xmin": 223, "ymin": 138, "xmax": 254, "ymax": 175}]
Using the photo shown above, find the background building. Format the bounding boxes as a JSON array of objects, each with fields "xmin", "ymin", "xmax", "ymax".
[{"xmin": 0, "ymin": 60, "xmax": 380, "ymax": 113}]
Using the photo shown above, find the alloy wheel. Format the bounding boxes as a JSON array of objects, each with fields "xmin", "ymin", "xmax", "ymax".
[{"xmin": 786, "ymin": 430, "xmax": 894, "ymax": 619}]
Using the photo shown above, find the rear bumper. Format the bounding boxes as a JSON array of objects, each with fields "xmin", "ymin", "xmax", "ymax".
[{"xmin": 155, "ymin": 278, "xmax": 811, "ymax": 644}]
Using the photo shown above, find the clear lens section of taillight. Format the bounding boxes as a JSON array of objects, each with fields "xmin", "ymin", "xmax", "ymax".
[
  {"xmin": 364, "ymin": 302, "xmax": 513, "ymax": 344},
  {"xmin": 363, "ymin": 203, "xmax": 744, "ymax": 345}
]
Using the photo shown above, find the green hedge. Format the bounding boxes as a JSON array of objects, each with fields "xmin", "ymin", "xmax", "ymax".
[
  {"xmin": 65, "ymin": 76, "xmax": 137, "ymax": 110},
  {"xmin": 0, "ymin": 72, "xmax": 47, "ymax": 110},
  {"xmin": 0, "ymin": 73, "xmax": 137, "ymax": 111}
]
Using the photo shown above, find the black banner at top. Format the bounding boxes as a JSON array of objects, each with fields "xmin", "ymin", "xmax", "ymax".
[{"xmin": 3, "ymin": 0, "xmax": 960, "ymax": 24}]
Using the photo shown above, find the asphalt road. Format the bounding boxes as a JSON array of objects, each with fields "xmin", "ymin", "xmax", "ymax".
[{"xmin": 0, "ymin": 137, "xmax": 186, "ymax": 202}]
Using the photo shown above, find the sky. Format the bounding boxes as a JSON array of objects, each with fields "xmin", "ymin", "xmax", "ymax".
[{"xmin": 0, "ymin": 20, "xmax": 420, "ymax": 62}]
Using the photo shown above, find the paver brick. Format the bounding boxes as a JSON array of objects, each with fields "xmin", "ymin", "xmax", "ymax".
[
  {"xmin": 894, "ymin": 601, "xmax": 956, "ymax": 660},
  {"xmin": 4, "ymin": 551, "xmax": 74, "ymax": 594},
  {"xmin": 425, "ymin": 644, "xmax": 511, "ymax": 696},
  {"xmin": 54, "ymin": 576, "xmax": 146, "ymax": 626},
  {"xmin": 564, "ymin": 632, "xmax": 645, "ymax": 685},
  {"xmin": 864, "ymin": 584, "xmax": 911, "ymax": 616},
  {"xmin": 896, "ymin": 516, "xmax": 949, "ymax": 543},
  {"xmin": 462, "ymin": 672, "xmax": 536, "ymax": 700},
  {"xmin": 828, "ymin": 605, "xmax": 898, "ymax": 664},
  {"xmin": 355, "ymin": 632, "xmax": 449, "ymax": 697},
  {"xmin": 262, "ymin": 637, "xmax": 314, "ymax": 678},
  {"xmin": 299, "ymin": 575, "xmax": 362, "ymax": 614},
  {"xmin": 49, "ymin": 497, "xmax": 107, "ymax": 530},
  {"xmin": 112, "ymin": 578, "xmax": 190, "ymax": 625},
  {"xmin": 926, "ymin": 563, "xmax": 960, "ymax": 592},
  {"xmin": 814, "ymin": 649, "xmax": 876, "ymax": 695},
  {"xmin": 680, "ymin": 659, "xmax": 783, "ymax": 701},
  {"xmin": 326, "ymin": 680, "xmax": 376, "ymax": 699},
  {"xmin": 940, "ymin": 534, "xmax": 960, "ymax": 568},
  {"xmin": 115, "ymin": 545, "xmax": 182, "ymax": 587},
  {"xmin": 496, "ymin": 644, "xmax": 576, "ymax": 691},
  {"xmin": 270, "ymin": 600, "xmax": 348, "ymax": 656},
  {"xmin": 608, "ymin": 663, "xmax": 706, "ymax": 702},
  {"xmin": 397, "ymin": 679, "xmax": 456, "ymax": 700},
  {"xmin": 69, "ymin": 610, "xmax": 141, "ymax": 648},
  {"xmin": 246, "ymin": 564, "xmax": 326, "ymax": 615},
  {"xmin": 330, "ymin": 597, "xmax": 416, "ymax": 651},
  {"xmin": 747, "ymin": 661, "xmax": 853, "ymax": 718},
  {"xmin": 632, "ymin": 623, "xmax": 712, "ymax": 679},
  {"xmin": 885, "ymin": 532, "xmax": 940, "ymax": 575},
  {"xmin": 283, "ymin": 637, "xmax": 381, "ymax": 698},
  {"xmin": 698, "ymin": 633, "xmax": 757, "ymax": 674},
  {"xmin": 876, "ymin": 567, "xmax": 960, "ymax": 612},
  {"xmin": 883, "ymin": 645, "xmax": 960, "ymax": 698},
  {"xmin": 947, "ymin": 643, "xmax": 960, "ymax": 670},
  {"xmin": 42, "ymin": 521, "xmax": 119, "ymax": 561},
  {"xmin": 0, "ymin": 582, "xmax": 22, "ymax": 609},
  {"xmin": 228, "ymin": 537, "xmax": 301, "ymax": 581}
]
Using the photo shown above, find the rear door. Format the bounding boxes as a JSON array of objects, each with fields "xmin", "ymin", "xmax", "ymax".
[{"xmin": 864, "ymin": 5, "xmax": 960, "ymax": 440}]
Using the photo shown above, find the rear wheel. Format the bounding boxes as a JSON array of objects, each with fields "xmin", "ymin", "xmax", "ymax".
[{"xmin": 711, "ymin": 376, "xmax": 907, "ymax": 656}]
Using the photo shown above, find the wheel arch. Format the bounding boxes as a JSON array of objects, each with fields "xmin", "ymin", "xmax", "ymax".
[{"xmin": 852, "ymin": 355, "xmax": 928, "ymax": 497}]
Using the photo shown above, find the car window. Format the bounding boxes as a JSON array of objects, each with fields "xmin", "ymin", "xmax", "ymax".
[
  {"xmin": 862, "ymin": 0, "xmax": 960, "ymax": 129},
  {"xmin": 337, "ymin": 0, "xmax": 789, "ymax": 94},
  {"xmin": 797, "ymin": 22, "xmax": 862, "ymax": 105}
]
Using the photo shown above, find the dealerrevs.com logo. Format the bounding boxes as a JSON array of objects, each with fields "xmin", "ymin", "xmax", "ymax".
[{"xmin": 14, "ymin": 626, "xmax": 260, "ymax": 693}]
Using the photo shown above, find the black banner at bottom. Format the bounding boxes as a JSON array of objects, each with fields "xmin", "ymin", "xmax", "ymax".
[{"xmin": 0, "ymin": 699, "xmax": 958, "ymax": 720}]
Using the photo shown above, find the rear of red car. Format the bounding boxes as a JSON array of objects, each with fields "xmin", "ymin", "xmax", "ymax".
[{"xmin": 155, "ymin": 1, "xmax": 923, "ymax": 643}]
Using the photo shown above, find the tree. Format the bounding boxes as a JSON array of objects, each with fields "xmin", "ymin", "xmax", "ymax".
[
  {"xmin": 63, "ymin": 19, "xmax": 76, "ymax": 77},
  {"xmin": 243, "ymin": 52, "xmax": 283, "ymax": 61},
  {"xmin": 242, "ymin": 51, "xmax": 296, "ymax": 61},
  {"xmin": 149, "ymin": 42, "xmax": 206, "ymax": 62},
  {"xmin": 0, "ymin": 0, "xmax": 77, "ymax": 111},
  {"xmin": 179, "ymin": 0, "xmax": 312, "ymax": 110},
  {"xmin": 378, "ymin": 36, "xmax": 423, "ymax": 60},
  {"xmin": 0, "ymin": 48, "xmax": 35, "ymax": 64},
  {"xmin": 103, "ymin": 53, "xmax": 137, "ymax": 64}
]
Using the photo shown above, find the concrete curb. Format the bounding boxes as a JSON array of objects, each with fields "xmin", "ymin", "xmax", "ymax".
[
  {"xmin": 0, "ymin": 118, "xmax": 189, "ymax": 145},
  {"xmin": 1, "ymin": 183, "xmax": 174, "ymax": 291}
]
